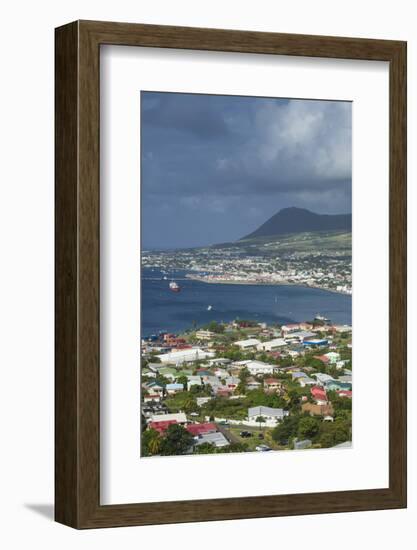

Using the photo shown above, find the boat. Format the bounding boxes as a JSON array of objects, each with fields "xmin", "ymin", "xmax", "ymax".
[
  {"xmin": 169, "ymin": 281, "xmax": 181, "ymax": 293},
  {"xmin": 207, "ymin": 305, "xmax": 212, "ymax": 311},
  {"xmin": 162, "ymin": 275, "xmax": 168, "ymax": 280}
]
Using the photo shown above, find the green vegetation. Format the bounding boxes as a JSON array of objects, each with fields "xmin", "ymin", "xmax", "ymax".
[{"xmin": 159, "ymin": 424, "xmax": 194, "ymax": 456}]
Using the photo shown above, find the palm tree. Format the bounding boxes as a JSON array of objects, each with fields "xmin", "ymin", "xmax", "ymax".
[{"xmin": 256, "ymin": 416, "xmax": 266, "ymax": 432}]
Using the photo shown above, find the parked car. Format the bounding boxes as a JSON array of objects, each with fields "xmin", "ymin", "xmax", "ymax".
[
  {"xmin": 240, "ymin": 431, "xmax": 252, "ymax": 438},
  {"xmin": 258, "ymin": 433, "xmax": 264, "ymax": 439},
  {"xmin": 255, "ymin": 444, "xmax": 272, "ymax": 452}
]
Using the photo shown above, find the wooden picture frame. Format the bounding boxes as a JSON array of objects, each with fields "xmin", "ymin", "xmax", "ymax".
[{"xmin": 55, "ymin": 20, "xmax": 407, "ymax": 528}]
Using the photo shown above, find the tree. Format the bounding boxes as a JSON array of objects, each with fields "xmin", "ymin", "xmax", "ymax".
[
  {"xmin": 272, "ymin": 415, "xmax": 300, "ymax": 445},
  {"xmin": 141, "ymin": 428, "xmax": 162, "ymax": 457},
  {"xmin": 176, "ymin": 375, "xmax": 188, "ymax": 391},
  {"xmin": 297, "ymin": 416, "xmax": 320, "ymax": 440},
  {"xmin": 159, "ymin": 424, "xmax": 194, "ymax": 456},
  {"xmin": 256, "ymin": 416, "xmax": 266, "ymax": 431}
]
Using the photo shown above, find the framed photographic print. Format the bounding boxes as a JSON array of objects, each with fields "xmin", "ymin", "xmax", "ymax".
[{"xmin": 55, "ymin": 20, "xmax": 407, "ymax": 528}]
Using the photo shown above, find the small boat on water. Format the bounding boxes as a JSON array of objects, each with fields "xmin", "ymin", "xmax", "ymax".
[
  {"xmin": 169, "ymin": 281, "xmax": 181, "ymax": 293},
  {"xmin": 207, "ymin": 305, "xmax": 212, "ymax": 311},
  {"xmin": 162, "ymin": 275, "xmax": 168, "ymax": 280}
]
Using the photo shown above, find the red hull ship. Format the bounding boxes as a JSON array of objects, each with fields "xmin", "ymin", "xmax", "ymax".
[{"xmin": 169, "ymin": 281, "xmax": 181, "ymax": 293}]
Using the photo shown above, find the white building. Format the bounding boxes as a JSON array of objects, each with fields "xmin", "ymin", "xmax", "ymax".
[
  {"xmin": 245, "ymin": 360, "xmax": 277, "ymax": 376},
  {"xmin": 195, "ymin": 330, "xmax": 216, "ymax": 341},
  {"xmin": 324, "ymin": 351, "xmax": 341, "ymax": 364},
  {"xmin": 257, "ymin": 338, "xmax": 287, "ymax": 352},
  {"xmin": 234, "ymin": 338, "xmax": 261, "ymax": 350},
  {"xmin": 150, "ymin": 412, "xmax": 187, "ymax": 424},
  {"xmin": 157, "ymin": 348, "xmax": 214, "ymax": 365},
  {"xmin": 247, "ymin": 406, "xmax": 288, "ymax": 426},
  {"xmin": 313, "ymin": 373, "xmax": 334, "ymax": 386}
]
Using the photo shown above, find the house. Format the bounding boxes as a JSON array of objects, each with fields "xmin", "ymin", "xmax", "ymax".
[
  {"xmin": 245, "ymin": 360, "xmax": 276, "ymax": 376},
  {"xmin": 187, "ymin": 375, "xmax": 203, "ymax": 388},
  {"xmin": 215, "ymin": 387, "xmax": 232, "ymax": 398},
  {"xmin": 194, "ymin": 431, "xmax": 230, "ymax": 448},
  {"xmin": 264, "ymin": 378, "xmax": 283, "ymax": 393},
  {"xmin": 248, "ymin": 406, "xmax": 288, "ymax": 426},
  {"xmin": 143, "ymin": 394, "xmax": 162, "ymax": 403},
  {"xmin": 232, "ymin": 360, "xmax": 252, "ymax": 369},
  {"xmin": 325, "ymin": 379, "xmax": 352, "ymax": 391},
  {"xmin": 257, "ymin": 338, "xmax": 287, "ymax": 352},
  {"xmin": 176, "ymin": 369, "xmax": 193, "ymax": 377},
  {"xmin": 202, "ymin": 375, "xmax": 223, "ymax": 389},
  {"xmin": 196, "ymin": 369, "xmax": 213, "ymax": 377},
  {"xmin": 281, "ymin": 323, "xmax": 301, "ymax": 335},
  {"xmin": 332, "ymin": 325, "xmax": 352, "ymax": 334},
  {"xmin": 246, "ymin": 377, "xmax": 262, "ymax": 391},
  {"xmin": 208, "ymin": 358, "xmax": 231, "ymax": 367},
  {"xmin": 302, "ymin": 402, "xmax": 334, "ymax": 416},
  {"xmin": 298, "ymin": 376, "xmax": 317, "ymax": 387},
  {"xmin": 186, "ymin": 422, "xmax": 217, "ymax": 437},
  {"xmin": 337, "ymin": 390, "xmax": 352, "ymax": 398},
  {"xmin": 142, "ymin": 368, "xmax": 157, "ymax": 379},
  {"xmin": 165, "ymin": 383, "xmax": 184, "ymax": 395},
  {"xmin": 284, "ymin": 330, "xmax": 316, "ymax": 343},
  {"xmin": 213, "ymin": 368, "xmax": 229, "ymax": 379},
  {"xmin": 311, "ymin": 385, "xmax": 328, "ymax": 405},
  {"xmin": 324, "ymin": 351, "xmax": 341, "ymax": 364},
  {"xmin": 235, "ymin": 338, "xmax": 261, "ymax": 350},
  {"xmin": 158, "ymin": 367, "xmax": 177, "ymax": 381},
  {"xmin": 143, "ymin": 381, "xmax": 164, "ymax": 394},
  {"xmin": 157, "ymin": 348, "xmax": 214, "ymax": 365},
  {"xmin": 225, "ymin": 376, "xmax": 240, "ymax": 390},
  {"xmin": 147, "ymin": 363, "xmax": 166, "ymax": 372},
  {"xmin": 195, "ymin": 330, "xmax": 216, "ymax": 340},
  {"xmin": 150, "ymin": 412, "xmax": 187, "ymax": 424},
  {"xmin": 148, "ymin": 419, "xmax": 178, "ymax": 434},
  {"xmin": 291, "ymin": 371, "xmax": 308, "ymax": 381},
  {"xmin": 313, "ymin": 373, "xmax": 334, "ymax": 386}
]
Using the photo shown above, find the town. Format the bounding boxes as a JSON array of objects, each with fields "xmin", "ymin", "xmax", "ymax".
[
  {"xmin": 141, "ymin": 317, "xmax": 352, "ymax": 457},
  {"xmin": 142, "ymin": 230, "xmax": 352, "ymax": 295}
]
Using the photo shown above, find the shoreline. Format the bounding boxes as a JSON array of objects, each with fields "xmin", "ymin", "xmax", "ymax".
[{"xmin": 185, "ymin": 274, "xmax": 351, "ymax": 296}]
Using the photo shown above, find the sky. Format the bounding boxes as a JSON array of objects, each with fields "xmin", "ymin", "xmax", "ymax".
[{"xmin": 141, "ymin": 91, "xmax": 352, "ymax": 250}]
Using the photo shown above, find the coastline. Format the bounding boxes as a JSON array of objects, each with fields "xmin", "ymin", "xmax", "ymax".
[{"xmin": 185, "ymin": 274, "xmax": 351, "ymax": 296}]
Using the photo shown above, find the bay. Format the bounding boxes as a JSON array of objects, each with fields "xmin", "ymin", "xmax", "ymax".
[{"xmin": 141, "ymin": 268, "xmax": 352, "ymax": 337}]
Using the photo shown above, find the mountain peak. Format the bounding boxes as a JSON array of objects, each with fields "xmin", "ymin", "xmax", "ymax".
[{"xmin": 241, "ymin": 207, "xmax": 351, "ymax": 240}]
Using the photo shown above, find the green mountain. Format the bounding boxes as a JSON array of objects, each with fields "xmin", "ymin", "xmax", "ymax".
[{"xmin": 241, "ymin": 207, "xmax": 352, "ymax": 241}]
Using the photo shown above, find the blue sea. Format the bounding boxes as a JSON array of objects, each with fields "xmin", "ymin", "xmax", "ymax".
[{"xmin": 141, "ymin": 268, "xmax": 351, "ymax": 337}]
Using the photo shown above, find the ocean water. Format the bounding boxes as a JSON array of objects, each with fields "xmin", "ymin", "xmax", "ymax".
[{"xmin": 141, "ymin": 268, "xmax": 352, "ymax": 337}]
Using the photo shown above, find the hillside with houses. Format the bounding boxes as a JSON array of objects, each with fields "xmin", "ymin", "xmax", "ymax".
[{"xmin": 141, "ymin": 318, "xmax": 352, "ymax": 457}]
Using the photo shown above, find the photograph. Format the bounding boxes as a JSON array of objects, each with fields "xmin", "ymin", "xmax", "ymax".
[{"xmin": 140, "ymin": 91, "xmax": 353, "ymax": 457}]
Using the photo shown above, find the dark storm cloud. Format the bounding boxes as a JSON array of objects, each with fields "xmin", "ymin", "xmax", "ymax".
[{"xmin": 141, "ymin": 91, "xmax": 351, "ymax": 249}]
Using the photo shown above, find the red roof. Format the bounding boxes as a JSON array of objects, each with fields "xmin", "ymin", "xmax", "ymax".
[
  {"xmin": 149, "ymin": 420, "xmax": 178, "ymax": 434},
  {"xmin": 314, "ymin": 355, "xmax": 330, "ymax": 364},
  {"xmin": 311, "ymin": 386, "xmax": 328, "ymax": 401},
  {"xmin": 264, "ymin": 378, "xmax": 280, "ymax": 385},
  {"xmin": 337, "ymin": 390, "xmax": 352, "ymax": 398},
  {"xmin": 186, "ymin": 423, "xmax": 217, "ymax": 436}
]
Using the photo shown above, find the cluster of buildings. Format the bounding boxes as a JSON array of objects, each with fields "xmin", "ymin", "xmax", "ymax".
[
  {"xmin": 142, "ymin": 233, "xmax": 352, "ymax": 294},
  {"xmin": 141, "ymin": 319, "xmax": 352, "ymax": 456}
]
